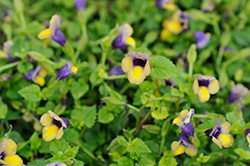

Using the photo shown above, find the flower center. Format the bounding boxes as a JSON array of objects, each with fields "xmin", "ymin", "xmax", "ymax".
[{"xmin": 133, "ymin": 58, "xmax": 146, "ymax": 68}]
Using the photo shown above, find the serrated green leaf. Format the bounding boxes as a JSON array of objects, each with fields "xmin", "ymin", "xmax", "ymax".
[
  {"xmin": 151, "ymin": 56, "xmax": 178, "ymax": 79},
  {"xmin": 71, "ymin": 105, "xmax": 97, "ymax": 128},
  {"xmin": 18, "ymin": 84, "xmax": 41, "ymax": 102},
  {"xmin": 62, "ymin": 128, "xmax": 80, "ymax": 142},
  {"xmin": 98, "ymin": 106, "xmax": 114, "ymax": 124},
  {"xmin": 71, "ymin": 82, "xmax": 89, "ymax": 100},
  {"xmin": 226, "ymin": 111, "xmax": 238, "ymax": 124},
  {"xmin": 117, "ymin": 136, "xmax": 128, "ymax": 146},
  {"xmin": 0, "ymin": 101, "xmax": 8, "ymax": 119},
  {"xmin": 127, "ymin": 138, "xmax": 151, "ymax": 154},
  {"xmin": 74, "ymin": 160, "xmax": 85, "ymax": 166},
  {"xmin": 159, "ymin": 156, "xmax": 178, "ymax": 166},
  {"xmin": 117, "ymin": 156, "xmax": 133, "ymax": 166},
  {"xmin": 65, "ymin": 146, "xmax": 79, "ymax": 158},
  {"xmin": 151, "ymin": 107, "xmax": 169, "ymax": 120},
  {"xmin": 27, "ymin": 159, "xmax": 47, "ymax": 166},
  {"xmin": 50, "ymin": 139, "xmax": 70, "ymax": 154},
  {"xmin": 235, "ymin": 148, "xmax": 250, "ymax": 160}
]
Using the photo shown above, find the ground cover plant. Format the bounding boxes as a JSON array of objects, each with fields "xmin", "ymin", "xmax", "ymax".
[{"xmin": 0, "ymin": 0, "xmax": 250, "ymax": 165}]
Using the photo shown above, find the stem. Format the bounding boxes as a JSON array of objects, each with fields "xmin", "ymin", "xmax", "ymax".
[
  {"xmin": 0, "ymin": 61, "xmax": 21, "ymax": 72},
  {"xmin": 213, "ymin": 22, "xmax": 220, "ymax": 36},
  {"xmin": 74, "ymin": 23, "xmax": 88, "ymax": 60},
  {"xmin": 135, "ymin": 101, "xmax": 149, "ymax": 128},
  {"xmin": 28, "ymin": 113, "xmax": 42, "ymax": 129},
  {"xmin": 188, "ymin": 63, "xmax": 194, "ymax": 78},
  {"xmin": 174, "ymin": 98, "xmax": 181, "ymax": 114},
  {"xmin": 103, "ymin": 74, "xmax": 127, "ymax": 80},
  {"xmin": 20, "ymin": 13, "xmax": 27, "ymax": 30},
  {"xmin": 101, "ymin": 50, "xmax": 108, "ymax": 68},
  {"xmin": 80, "ymin": 145, "xmax": 96, "ymax": 160},
  {"xmin": 120, "ymin": 83, "xmax": 131, "ymax": 94},
  {"xmin": 216, "ymin": 46, "xmax": 224, "ymax": 68},
  {"xmin": 193, "ymin": 114, "xmax": 224, "ymax": 119},
  {"xmin": 127, "ymin": 104, "xmax": 139, "ymax": 112},
  {"xmin": 134, "ymin": 110, "xmax": 153, "ymax": 136}
]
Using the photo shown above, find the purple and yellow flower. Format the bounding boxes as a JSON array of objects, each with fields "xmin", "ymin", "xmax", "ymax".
[
  {"xmin": 56, "ymin": 62, "xmax": 78, "ymax": 80},
  {"xmin": 45, "ymin": 161, "xmax": 67, "ymax": 166},
  {"xmin": 74, "ymin": 0, "xmax": 86, "ymax": 10},
  {"xmin": 155, "ymin": 0, "xmax": 175, "ymax": 10},
  {"xmin": 171, "ymin": 132, "xmax": 197, "ymax": 156},
  {"xmin": 0, "ymin": 41, "xmax": 21, "ymax": 63},
  {"xmin": 23, "ymin": 65, "xmax": 47, "ymax": 86},
  {"xmin": 173, "ymin": 109, "xmax": 195, "ymax": 136},
  {"xmin": 1, "ymin": 10, "xmax": 12, "ymax": 23},
  {"xmin": 112, "ymin": 23, "xmax": 136, "ymax": 53},
  {"xmin": 205, "ymin": 119, "xmax": 234, "ymax": 149},
  {"xmin": 161, "ymin": 11, "xmax": 189, "ymax": 40},
  {"xmin": 0, "ymin": 138, "xmax": 23, "ymax": 166},
  {"xmin": 194, "ymin": 31, "xmax": 210, "ymax": 49},
  {"xmin": 245, "ymin": 129, "xmax": 250, "ymax": 147},
  {"xmin": 40, "ymin": 110, "xmax": 69, "ymax": 142},
  {"xmin": 229, "ymin": 84, "xmax": 249, "ymax": 103},
  {"xmin": 110, "ymin": 66, "xmax": 125, "ymax": 75},
  {"xmin": 193, "ymin": 75, "xmax": 219, "ymax": 103},
  {"xmin": 122, "ymin": 51, "xmax": 151, "ymax": 85},
  {"xmin": 165, "ymin": 78, "xmax": 175, "ymax": 87},
  {"xmin": 38, "ymin": 15, "xmax": 67, "ymax": 46}
]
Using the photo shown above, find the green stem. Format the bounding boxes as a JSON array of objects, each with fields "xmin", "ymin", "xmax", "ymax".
[
  {"xmin": 120, "ymin": 83, "xmax": 131, "ymax": 94},
  {"xmin": 135, "ymin": 101, "xmax": 149, "ymax": 128},
  {"xmin": 74, "ymin": 23, "xmax": 88, "ymax": 60},
  {"xmin": 213, "ymin": 22, "xmax": 220, "ymax": 36},
  {"xmin": 0, "ymin": 61, "xmax": 21, "ymax": 72},
  {"xmin": 193, "ymin": 114, "xmax": 224, "ymax": 119},
  {"xmin": 103, "ymin": 74, "xmax": 127, "ymax": 80},
  {"xmin": 188, "ymin": 63, "xmax": 194, "ymax": 78},
  {"xmin": 174, "ymin": 98, "xmax": 181, "ymax": 114},
  {"xmin": 80, "ymin": 145, "xmax": 96, "ymax": 160},
  {"xmin": 216, "ymin": 46, "xmax": 225, "ymax": 68},
  {"xmin": 28, "ymin": 113, "xmax": 42, "ymax": 128},
  {"xmin": 127, "ymin": 104, "xmax": 139, "ymax": 112},
  {"xmin": 20, "ymin": 13, "xmax": 27, "ymax": 30},
  {"xmin": 134, "ymin": 110, "xmax": 153, "ymax": 136},
  {"xmin": 101, "ymin": 50, "xmax": 108, "ymax": 68}
]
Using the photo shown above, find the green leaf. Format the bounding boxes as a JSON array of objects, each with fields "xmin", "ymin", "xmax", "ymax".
[
  {"xmin": 29, "ymin": 132, "xmax": 41, "ymax": 150},
  {"xmin": 151, "ymin": 107, "xmax": 169, "ymax": 120},
  {"xmin": 159, "ymin": 155, "xmax": 177, "ymax": 166},
  {"xmin": 0, "ymin": 101, "xmax": 8, "ymax": 119},
  {"xmin": 71, "ymin": 105, "xmax": 97, "ymax": 128},
  {"xmin": 151, "ymin": 56, "xmax": 178, "ymax": 79},
  {"xmin": 234, "ymin": 148, "xmax": 250, "ymax": 160},
  {"xmin": 62, "ymin": 128, "xmax": 80, "ymax": 142},
  {"xmin": 18, "ymin": 84, "xmax": 41, "ymax": 102},
  {"xmin": 50, "ymin": 139, "xmax": 70, "ymax": 154},
  {"xmin": 90, "ymin": 71, "xmax": 103, "ymax": 88},
  {"xmin": 74, "ymin": 160, "xmax": 85, "ymax": 166},
  {"xmin": 65, "ymin": 146, "xmax": 79, "ymax": 158},
  {"xmin": 117, "ymin": 156, "xmax": 133, "ymax": 166},
  {"xmin": 98, "ymin": 106, "xmax": 114, "ymax": 124},
  {"xmin": 127, "ymin": 138, "xmax": 151, "ymax": 154},
  {"xmin": 116, "ymin": 136, "xmax": 128, "ymax": 146},
  {"xmin": 27, "ymin": 159, "xmax": 47, "ymax": 166},
  {"xmin": 71, "ymin": 82, "xmax": 89, "ymax": 100},
  {"xmin": 196, "ymin": 153, "xmax": 210, "ymax": 163}
]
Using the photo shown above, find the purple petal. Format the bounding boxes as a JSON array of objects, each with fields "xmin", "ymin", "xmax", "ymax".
[
  {"xmin": 74, "ymin": 0, "xmax": 86, "ymax": 10},
  {"xmin": 110, "ymin": 66, "xmax": 125, "ymax": 75},
  {"xmin": 56, "ymin": 62, "xmax": 73, "ymax": 80},
  {"xmin": 23, "ymin": 69, "xmax": 36, "ymax": 81},
  {"xmin": 7, "ymin": 55, "xmax": 21, "ymax": 63},
  {"xmin": 245, "ymin": 129, "xmax": 250, "ymax": 136},
  {"xmin": 178, "ymin": 132, "xmax": 189, "ymax": 142},
  {"xmin": 155, "ymin": 0, "xmax": 163, "ymax": 8},
  {"xmin": 194, "ymin": 31, "xmax": 210, "ymax": 49},
  {"xmin": 51, "ymin": 28, "xmax": 67, "ymax": 46},
  {"xmin": 228, "ymin": 93, "xmax": 237, "ymax": 103},
  {"xmin": 180, "ymin": 122, "xmax": 195, "ymax": 137},
  {"xmin": 112, "ymin": 34, "xmax": 128, "ymax": 53}
]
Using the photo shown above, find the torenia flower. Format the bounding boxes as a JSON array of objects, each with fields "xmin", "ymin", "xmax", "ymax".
[
  {"xmin": 40, "ymin": 110, "xmax": 69, "ymax": 142},
  {"xmin": 193, "ymin": 75, "xmax": 219, "ymax": 103},
  {"xmin": 229, "ymin": 84, "xmax": 249, "ymax": 103},
  {"xmin": 56, "ymin": 62, "xmax": 78, "ymax": 80},
  {"xmin": 122, "ymin": 51, "xmax": 151, "ymax": 85},
  {"xmin": 38, "ymin": 15, "xmax": 66, "ymax": 46},
  {"xmin": 23, "ymin": 65, "xmax": 47, "ymax": 86},
  {"xmin": 110, "ymin": 66, "xmax": 125, "ymax": 75},
  {"xmin": 0, "ymin": 138, "xmax": 23, "ymax": 166},
  {"xmin": 245, "ymin": 129, "xmax": 250, "ymax": 147},
  {"xmin": 45, "ymin": 161, "xmax": 67, "ymax": 166},
  {"xmin": 74, "ymin": 0, "xmax": 86, "ymax": 10},
  {"xmin": 173, "ymin": 109, "xmax": 195, "ymax": 136},
  {"xmin": 112, "ymin": 23, "xmax": 136, "ymax": 53},
  {"xmin": 205, "ymin": 119, "xmax": 234, "ymax": 149},
  {"xmin": 171, "ymin": 132, "xmax": 197, "ymax": 156},
  {"xmin": 155, "ymin": 0, "xmax": 175, "ymax": 10},
  {"xmin": 194, "ymin": 31, "xmax": 210, "ymax": 49},
  {"xmin": 0, "ymin": 41, "xmax": 21, "ymax": 62},
  {"xmin": 1, "ymin": 10, "xmax": 12, "ymax": 23}
]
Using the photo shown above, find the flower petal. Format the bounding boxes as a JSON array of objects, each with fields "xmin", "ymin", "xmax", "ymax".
[
  {"xmin": 218, "ymin": 134, "xmax": 234, "ymax": 148},
  {"xmin": 220, "ymin": 122, "xmax": 231, "ymax": 134},
  {"xmin": 212, "ymin": 136, "xmax": 222, "ymax": 149},
  {"xmin": 56, "ymin": 127, "xmax": 64, "ymax": 140},
  {"xmin": 5, "ymin": 139, "xmax": 17, "ymax": 155},
  {"xmin": 160, "ymin": 28, "xmax": 172, "ymax": 40},
  {"xmin": 171, "ymin": 141, "xmax": 185, "ymax": 156},
  {"xmin": 49, "ymin": 15, "xmax": 61, "ymax": 34},
  {"xmin": 127, "ymin": 66, "xmax": 146, "ymax": 85},
  {"xmin": 121, "ymin": 55, "xmax": 133, "ymax": 73},
  {"xmin": 247, "ymin": 135, "xmax": 250, "ymax": 148},
  {"xmin": 39, "ymin": 69, "xmax": 47, "ymax": 78},
  {"xmin": 193, "ymin": 79, "xmax": 199, "ymax": 94},
  {"xmin": 185, "ymin": 147, "xmax": 197, "ymax": 157},
  {"xmin": 40, "ymin": 113, "xmax": 53, "ymax": 126},
  {"xmin": 125, "ymin": 37, "xmax": 136, "ymax": 48},
  {"xmin": 48, "ymin": 110, "xmax": 67, "ymax": 128},
  {"xmin": 208, "ymin": 79, "xmax": 219, "ymax": 94},
  {"xmin": 143, "ymin": 60, "xmax": 151, "ymax": 76},
  {"xmin": 34, "ymin": 76, "xmax": 45, "ymax": 87},
  {"xmin": 4, "ymin": 155, "xmax": 23, "ymax": 166},
  {"xmin": 37, "ymin": 29, "xmax": 52, "ymax": 39},
  {"xmin": 42, "ymin": 125, "xmax": 58, "ymax": 142},
  {"xmin": 198, "ymin": 86, "xmax": 210, "ymax": 103},
  {"xmin": 163, "ymin": 3, "xmax": 175, "ymax": 10},
  {"xmin": 120, "ymin": 23, "xmax": 133, "ymax": 42}
]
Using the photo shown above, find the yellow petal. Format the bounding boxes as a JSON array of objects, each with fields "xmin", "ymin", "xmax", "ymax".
[
  {"xmin": 33, "ymin": 121, "xmax": 42, "ymax": 131},
  {"xmin": 198, "ymin": 86, "xmax": 210, "ymax": 103},
  {"xmin": 0, "ymin": 50, "xmax": 7, "ymax": 58},
  {"xmin": 120, "ymin": 23, "xmax": 133, "ymax": 42},
  {"xmin": 212, "ymin": 136, "xmax": 222, "ymax": 149},
  {"xmin": 185, "ymin": 147, "xmax": 197, "ymax": 157},
  {"xmin": 125, "ymin": 37, "xmax": 136, "ymax": 48},
  {"xmin": 247, "ymin": 135, "xmax": 250, "ymax": 148},
  {"xmin": 121, "ymin": 55, "xmax": 133, "ymax": 73},
  {"xmin": 171, "ymin": 141, "xmax": 185, "ymax": 156},
  {"xmin": 179, "ymin": 109, "xmax": 189, "ymax": 119},
  {"xmin": 42, "ymin": 125, "xmax": 58, "ymax": 142},
  {"xmin": 220, "ymin": 122, "xmax": 231, "ymax": 134},
  {"xmin": 218, "ymin": 134, "xmax": 234, "ymax": 148},
  {"xmin": 160, "ymin": 28, "xmax": 172, "ymax": 40},
  {"xmin": 70, "ymin": 66, "xmax": 78, "ymax": 73},
  {"xmin": 0, "ymin": 138, "xmax": 7, "ymax": 154},
  {"xmin": 192, "ymin": 79, "xmax": 199, "ymax": 94},
  {"xmin": 39, "ymin": 69, "xmax": 47, "ymax": 78},
  {"xmin": 4, "ymin": 155, "xmax": 23, "ymax": 166},
  {"xmin": 143, "ymin": 60, "xmax": 151, "ymax": 76},
  {"xmin": 56, "ymin": 127, "xmax": 64, "ymax": 140},
  {"xmin": 37, "ymin": 29, "xmax": 52, "ymax": 39},
  {"xmin": 166, "ymin": 21, "xmax": 182, "ymax": 35},
  {"xmin": 127, "ymin": 66, "xmax": 146, "ymax": 85},
  {"xmin": 48, "ymin": 110, "xmax": 67, "ymax": 128},
  {"xmin": 5, "ymin": 139, "xmax": 17, "ymax": 155},
  {"xmin": 163, "ymin": 3, "xmax": 175, "ymax": 10},
  {"xmin": 208, "ymin": 79, "xmax": 219, "ymax": 94},
  {"xmin": 40, "ymin": 113, "xmax": 53, "ymax": 126},
  {"xmin": 173, "ymin": 118, "xmax": 183, "ymax": 124},
  {"xmin": 34, "ymin": 76, "xmax": 45, "ymax": 87}
]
